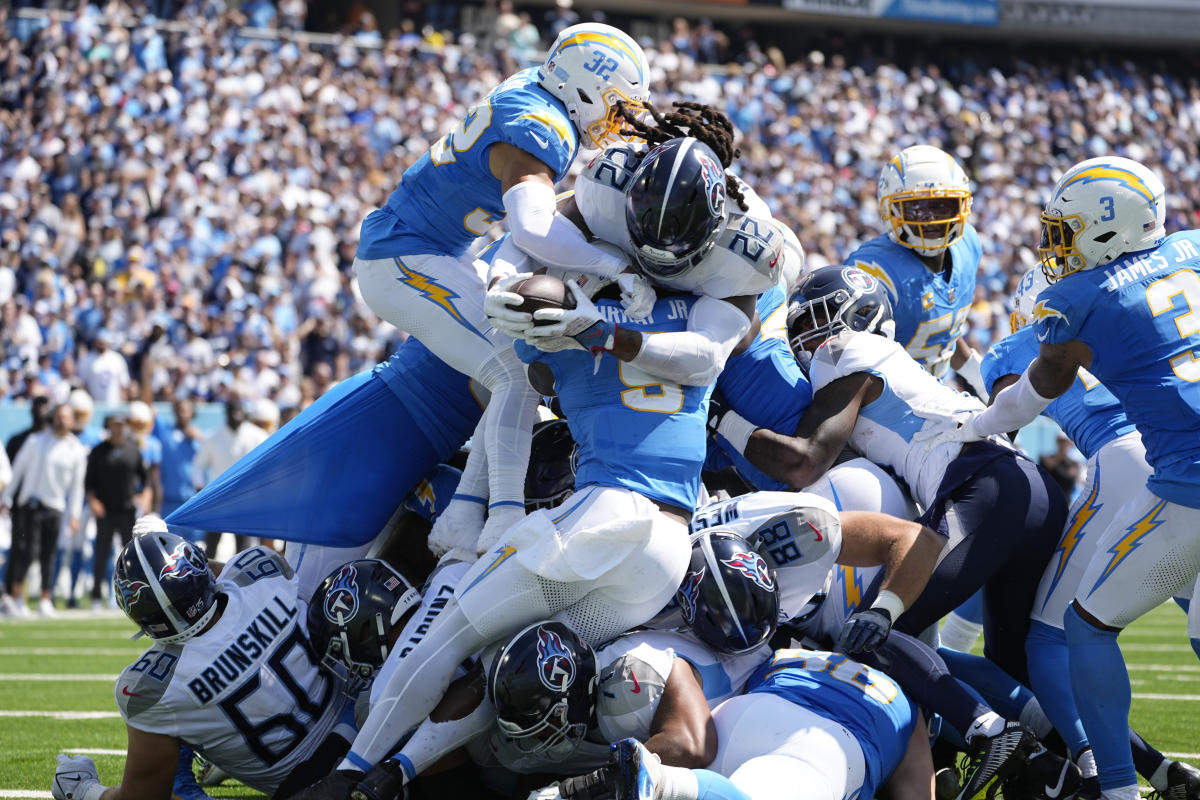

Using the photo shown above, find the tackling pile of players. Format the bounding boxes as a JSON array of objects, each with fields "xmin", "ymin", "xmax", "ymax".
[{"xmin": 48, "ymin": 22, "xmax": 1200, "ymax": 800}]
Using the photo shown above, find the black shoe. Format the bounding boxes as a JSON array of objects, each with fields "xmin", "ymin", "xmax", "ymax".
[
  {"xmin": 936, "ymin": 767, "xmax": 963, "ymax": 800},
  {"xmin": 1001, "ymin": 745, "xmax": 1082, "ymax": 800},
  {"xmin": 1152, "ymin": 761, "xmax": 1200, "ymax": 800},
  {"xmin": 958, "ymin": 722, "xmax": 1039, "ymax": 800},
  {"xmin": 349, "ymin": 760, "xmax": 408, "ymax": 800},
  {"xmin": 1076, "ymin": 776, "xmax": 1101, "ymax": 800},
  {"xmin": 284, "ymin": 769, "xmax": 362, "ymax": 800}
]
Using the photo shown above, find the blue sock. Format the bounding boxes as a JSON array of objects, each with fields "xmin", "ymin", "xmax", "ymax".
[
  {"xmin": 1130, "ymin": 729, "xmax": 1167, "ymax": 782},
  {"xmin": 1026, "ymin": 620, "xmax": 1089, "ymax": 756},
  {"xmin": 695, "ymin": 769, "xmax": 753, "ymax": 800},
  {"xmin": 956, "ymin": 589, "xmax": 985, "ymax": 623},
  {"xmin": 938, "ymin": 647, "xmax": 1033, "ymax": 719},
  {"xmin": 1064, "ymin": 604, "xmax": 1136, "ymax": 789}
]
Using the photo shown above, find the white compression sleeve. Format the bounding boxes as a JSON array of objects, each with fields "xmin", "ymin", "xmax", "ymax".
[
  {"xmin": 396, "ymin": 697, "xmax": 495, "ymax": 780},
  {"xmin": 956, "ymin": 347, "xmax": 989, "ymax": 398},
  {"xmin": 971, "ymin": 370, "xmax": 1054, "ymax": 436},
  {"xmin": 502, "ymin": 181, "xmax": 626, "ymax": 278},
  {"xmin": 629, "ymin": 294, "xmax": 751, "ymax": 386},
  {"xmin": 486, "ymin": 234, "xmax": 535, "ymax": 285}
]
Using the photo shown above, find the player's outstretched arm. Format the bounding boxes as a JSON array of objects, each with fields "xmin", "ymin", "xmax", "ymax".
[
  {"xmin": 53, "ymin": 725, "xmax": 178, "ymax": 800},
  {"xmin": 837, "ymin": 512, "xmax": 943, "ymax": 610},
  {"xmin": 967, "ymin": 339, "xmax": 1091, "ymax": 438},
  {"xmin": 739, "ymin": 372, "xmax": 880, "ymax": 489},
  {"xmin": 643, "ymin": 659, "xmax": 719, "ymax": 769}
]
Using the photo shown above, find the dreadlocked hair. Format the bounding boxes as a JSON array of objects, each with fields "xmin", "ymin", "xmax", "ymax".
[{"xmin": 619, "ymin": 100, "xmax": 749, "ymax": 211}]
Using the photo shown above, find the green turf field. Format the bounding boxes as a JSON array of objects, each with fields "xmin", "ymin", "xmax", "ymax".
[{"xmin": 0, "ymin": 604, "xmax": 1196, "ymax": 799}]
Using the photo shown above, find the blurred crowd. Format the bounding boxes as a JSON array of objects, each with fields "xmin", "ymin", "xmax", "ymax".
[{"xmin": 0, "ymin": 0, "xmax": 1199, "ymax": 421}]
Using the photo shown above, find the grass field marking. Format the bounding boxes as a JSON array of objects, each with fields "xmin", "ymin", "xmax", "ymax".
[
  {"xmin": 0, "ymin": 647, "xmax": 136, "ymax": 656},
  {"xmin": 0, "ymin": 791, "xmax": 52, "ymax": 798},
  {"xmin": 7, "ymin": 631, "xmax": 136, "ymax": 640},
  {"xmin": 1127, "ymin": 663, "xmax": 1200, "ymax": 672},
  {"xmin": 0, "ymin": 710, "xmax": 120, "ymax": 719},
  {"xmin": 1164, "ymin": 752, "xmax": 1200, "ymax": 759},
  {"xmin": 61, "ymin": 749, "xmax": 124, "ymax": 756},
  {"xmin": 1131, "ymin": 692, "xmax": 1200, "ymax": 701},
  {"xmin": 0, "ymin": 674, "xmax": 119, "ymax": 681},
  {"xmin": 1122, "ymin": 644, "xmax": 1197, "ymax": 652}
]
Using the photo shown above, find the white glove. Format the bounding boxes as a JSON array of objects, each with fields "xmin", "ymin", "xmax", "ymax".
[
  {"xmin": 475, "ymin": 505, "xmax": 525, "ymax": 557},
  {"xmin": 132, "ymin": 514, "xmax": 167, "ymax": 537},
  {"xmin": 526, "ymin": 281, "xmax": 606, "ymax": 340},
  {"xmin": 616, "ymin": 272, "xmax": 655, "ymax": 320},
  {"xmin": 52, "ymin": 754, "xmax": 104, "ymax": 800},
  {"xmin": 528, "ymin": 334, "xmax": 584, "ymax": 353},
  {"xmin": 427, "ymin": 499, "xmax": 485, "ymax": 560},
  {"xmin": 910, "ymin": 410, "xmax": 985, "ymax": 445},
  {"xmin": 484, "ymin": 272, "xmax": 536, "ymax": 339}
]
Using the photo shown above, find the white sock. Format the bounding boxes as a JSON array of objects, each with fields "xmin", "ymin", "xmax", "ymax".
[
  {"xmin": 965, "ymin": 711, "xmax": 1006, "ymax": 742},
  {"xmin": 1150, "ymin": 759, "xmax": 1172, "ymax": 791},
  {"xmin": 476, "ymin": 350, "xmax": 539, "ymax": 508},
  {"xmin": 1019, "ymin": 696, "xmax": 1054, "ymax": 739},
  {"xmin": 1077, "ymin": 749, "xmax": 1098, "ymax": 780},
  {"xmin": 1100, "ymin": 786, "xmax": 1139, "ymax": 800},
  {"xmin": 940, "ymin": 612, "xmax": 984, "ymax": 652},
  {"xmin": 658, "ymin": 763, "xmax": 699, "ymax": 800}
]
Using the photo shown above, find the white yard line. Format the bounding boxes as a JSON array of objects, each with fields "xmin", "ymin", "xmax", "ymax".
[
  {"xmin": 0, "ymin": 674, "xmax": 117, "ymax": 681},
  {"xmin": 0, "ymin": 791, "xmax": 53, "ymax": 798},
  {"xmin": 1165, "ymin": 752, "xmax": 1200, "ymax": 759},
  {"xmin": 0, "ymin": 647, "xmax": 134, "ymax": 656},
  {"xmin": 0, "ymin": 710, "xmax": 119, "ymax": 719},
  {"xmin": 1127, "ymin": 663, "xmax": 1200, "ymax": 672},
  {"xmin": 61, "ymin": 748, "xmax": 125, "ymax": 756},
  {"xmin": 1131, "ymin": 692, "xmax": 1200, "ymax": 701}
]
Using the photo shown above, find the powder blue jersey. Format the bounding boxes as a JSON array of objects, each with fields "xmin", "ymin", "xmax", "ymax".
[
  {"xmin": 847, "ymin": 225, "xmax": 981, "ymax": 378},
  {"xmin": 358, "ymin": 68, "xmax": 579, "ymax": 260},
  {"xmin": 748, "ymin": 648, "xmax": 915, "ymax": 800},
  {"xmin": 1034, "ymin": 231, "xmax": 1200, "ymax": 507},
  {"xmin": 981, "ymin": 326, "xmax": 1135, "ymax": 460},
  {"xmin": 709, "ymin": 286, "xmax": 813, "ymax": 491},
  {"xmin": 516, "ymin": 295, "xmax": 713, "ymax": 510}
]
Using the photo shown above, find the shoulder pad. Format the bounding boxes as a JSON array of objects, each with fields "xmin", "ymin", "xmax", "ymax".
[
  {"xmin": 220, "ymin": 546, "xmax": 293, "ymax": 588},
  {"xmin": 116, "ymin": 647, "xmax": 184, "ymax": 722},
  {"xmin": 575, "ymin": 146, "xmax": 641, "ymax": 253},
  {"xmin": 745, "ymin": 492, "xmax": 840, "ymax": 569}
]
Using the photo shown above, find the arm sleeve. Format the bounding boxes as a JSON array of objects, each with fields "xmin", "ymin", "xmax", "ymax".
[
  {"xmin": 628, "ymin": 295, "xmax": 751, "ymax": 386},
  {"xmin": 484, "ymin": 234, "xmax": 534, "ymax": 285},
  {"xmin": 971, "ymin": 370, "xmax": 1054, "ymax": 437},
  {"xmin": 502, "ymin": 181, "xmax": 627, "ymax": 278}
]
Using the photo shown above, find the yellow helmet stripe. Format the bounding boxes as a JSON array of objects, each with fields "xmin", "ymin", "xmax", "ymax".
[{"xmin": 1056, "ymin": 164, "xmax": 1156, "ymax": 205}]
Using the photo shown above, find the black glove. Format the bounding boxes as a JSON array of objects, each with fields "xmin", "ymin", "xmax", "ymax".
[
  {"xmin": 707, "ymin": 390, "xmax": 730, "ymax": 438},
  {"xmin": 836, "ymin": 607, "xmax": 893, "ymax": 655}
]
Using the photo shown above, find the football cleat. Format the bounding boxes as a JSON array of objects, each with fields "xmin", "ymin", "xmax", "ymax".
[
  {"xmin": 936, "ymin": 767, "xmax": 962, "ymax": 800},
  {"xmin": 1149, "ymin": 761, "xmax": 1200, "ymax": 800},
  {"xmin": 348, "ymin": 759, "xmax": 408, "ymax": 800},
  {"xmin": 957, "ymin": 721, "xmax": 1039, "ymax": 800},
  {"xmin": 1001, "ymin": 745, "xmax": 1082, "ymax": 800},
  {"xmin": 171, "ymin": 746, "xmax": 214, "ymax": 800},
  {"xmin": 561, "ymin": 738, "xmax": 662, "ymax": 800},
  {"xmin": 284, "ymin": 769, "xmax": 363, "ymax": 800}
]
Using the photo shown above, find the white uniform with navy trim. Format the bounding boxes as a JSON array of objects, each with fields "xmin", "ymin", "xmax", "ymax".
[
  {"xmin": 471, "ymin": 629, "xmax": 761, "ymax": 774},
  {"xmin": 574, "ymin": 145, "xmax": 797, "ymax": 299},
  {"xmin": 114, "ymin": 547, "xmax": 354, "ymax": 796},
  {"xmin": 809, "ymin": 331, "xmax": 1014, "ymax": 509}
]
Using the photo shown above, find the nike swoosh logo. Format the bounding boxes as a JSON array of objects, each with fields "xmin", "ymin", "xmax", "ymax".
[
  {"xmin": 1044, "ymin": 761, "xmax": 1070, "ymax": 798},
  {"xmin": 121, "ymin": 686, "xmax": 141, "ymax": 697},
  {"xmin": 1037, "ymin": 330, "xmax": 1050, "ymax": 342},
  {"xmin": 630, "ymin": 672, "xmax": 641, "ymax": 693},
  {"xmin": 530, "ymin": 133, "xmax": 550, "ymax": 150}
]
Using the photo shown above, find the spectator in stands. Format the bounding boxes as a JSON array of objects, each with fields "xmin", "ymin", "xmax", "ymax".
[
  {"xmin": 1, "ymin": 403, "xmax": 86, "ymax": 617},
  {"xmin": 80, "ymin": 332, "xmax": 129, "ymax": 406},
  {"xmin": 127, "ymin": 400, "xmax": 163, "ymax": 516},
  {"xmin": 192, "ymin": 399, "xmax": 268, "ymax": 558},
  {"xmin": 85, "ymin": 412, "xmax": 147, "ymax": 611},
  {"xmin": 155, "ymin": 397, "xmax": 204, "ymax": 545}
]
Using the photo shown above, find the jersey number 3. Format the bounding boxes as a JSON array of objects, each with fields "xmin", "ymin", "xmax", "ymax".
[{"xmin": 1147, "ymin": 269, "xmax": 1200, "ymax": 382}]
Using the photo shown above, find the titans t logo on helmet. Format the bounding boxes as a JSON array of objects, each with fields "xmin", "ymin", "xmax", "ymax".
[
  {"xmin": 115, "ymin": 577, "xmax": 150, "ymax": 613},
  {"xmin": 158, "ymin": 541, "xmax": 208, "ymax": 582},
  {"xmin": 323, "ymin": 564, "xmax": 360, "ymax": 623},
  {"xmin": 722, "ymin": 551, "xmax": 776, "ymax": 592},
  {"xmin": 535, "ymin": 626, "xmax": 576, "ymax": 692},
  {"xmin": 842, "ymin": 267, "xmax": 877, "ymax": 294},
  {"xmin": 677, "ymin": 567, "xmax": 706, "ymax": 624}
]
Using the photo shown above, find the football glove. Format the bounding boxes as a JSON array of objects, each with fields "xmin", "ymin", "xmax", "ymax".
[
  {"xmin": 910, "ymin": 409, "xmax": 985, "ymax": 446},
  {"xmin": 52, "ymin": 754, "xmax": 104, "ymax": 800},
  {"xmin": 615, "ymin": 272, "xmax": 655, "ymax": 320},
  {"xmin": 484, "ymin": 272, "xmax": 536, "ymax": 339},
  {"xmin": 427, "ymin": 499, "xmax": 486, "ymax": 560},
  {"xmin": 526, "ymin": 283, "xmax": 614, "ymax": 348},
  {"xmin": 836, "ymin": 608, "xmax": 893, "ymax": 655}
]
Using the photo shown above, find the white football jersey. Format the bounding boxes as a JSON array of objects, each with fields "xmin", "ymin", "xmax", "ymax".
[
  {"xmin": 809, "ymin": 331, "xmax": 1014, "ymax": 508},
  {"xmin": 691, "ymin": 491, "xmax": 842, "ymax": 622},
  {"xmin": 574, "ymin": 145, "xmax": 787, "ymax": 299},
  {"xmin": 115, "ymin": 547, "xmax": 353, "ymax": 796}
]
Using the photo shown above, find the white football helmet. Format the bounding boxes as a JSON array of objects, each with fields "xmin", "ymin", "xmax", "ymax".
[
  {"xmin": 538, "ymin": 23, "xmax": 650, "ymax": 150},
  {"xmin": 1009, "ymin": 266, "xmax": 1051, "ymax": 333},
  {"xmin": 877, "ymin": 145, "xmax": 973, "ymax": 257},
  {"xmin": 1038, "ymin": 156, "xmax": 1166, "ymax": 281}
]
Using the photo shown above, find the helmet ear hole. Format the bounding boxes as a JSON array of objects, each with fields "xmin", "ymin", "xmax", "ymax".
[{"xmin": 576, "ymin": 88, "xmax": 592, "ymax": 104}]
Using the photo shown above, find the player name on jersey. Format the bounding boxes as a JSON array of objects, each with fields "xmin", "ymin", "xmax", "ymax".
[
  {"xmin": 596, "ymin": 296, "xmax": 692, "ymax": 327},
  {"xmin": 187, "ymin": 596, "xmax": 299, "ymax": 703},
  {"xmin": 1101, "ymin": 237, "xmax": 1200, "ymax": 291}
]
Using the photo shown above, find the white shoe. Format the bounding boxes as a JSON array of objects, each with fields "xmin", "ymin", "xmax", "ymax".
[
  {"xmin": 0, "ymin": 595, "xmax": 15, "ymax": 618},
  {"xmin": 91, "ymin": 599, "xmax": 103, "ymax": 612},
  {"xmin": 427, "ymin": 499, "xmax": 486, "ymax": 559},
  {"xmin": 12, "ymin": 599, "xmax": 30, "ymax": 618},
  {"xmin": 475, "ymin": 506, "xmax": 526, "ymax": 557},
  {"xmin": 37, "ymin": 597, "xmax": 56, "ymax": 617}
]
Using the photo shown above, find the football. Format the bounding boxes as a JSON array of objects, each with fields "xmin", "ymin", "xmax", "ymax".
[{"xmin": 513, "ymin": 274, "xmax": 577, "ymax": 324}]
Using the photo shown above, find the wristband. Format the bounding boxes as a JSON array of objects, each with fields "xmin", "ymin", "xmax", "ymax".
[
  {"xmin": 716, "ymin": 409, "xmax": 758, "ymax": 456},
  {"xmin": 81, "ymin": 782, "xmax": 108, "ymax": 800},
  {"xmin": 871, "ymin": 589, "xmax": 906, "ymax": 621}
]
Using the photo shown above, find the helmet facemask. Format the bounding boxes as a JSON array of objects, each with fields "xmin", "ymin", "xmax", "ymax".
[
  {"xmin": 580, "ymin": 91, "xmax": 647, "ymax": 150},
  {"xmin": 1038, "ymin": 212, "xmax": 1087, "ymax": 282},
  {"xmin": 880, "ymin": 192, "xmax": 972, "ymax": 257},
  {"xmin": 497, "ymin": 698, "xmax": 590, "ymax": 761}
]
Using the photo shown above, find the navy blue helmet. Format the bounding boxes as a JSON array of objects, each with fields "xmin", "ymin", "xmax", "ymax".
[
  {"xmin": 626, "ymin": 137, "xmax": 728, "ymax": 280},
  {"xmin": 487, "ymin": 621, "xmax": 598, "ymax": 761},
  {"xmin": 114, "ymin": 531, "xmax": 218, "ymax": 643},
  {"xmin": 786, "ymin": 265, "xmax": 895, "ymax": 362},
  {"xmin": 526, "ymin": 419, "xmax": 578, "ymax": 512},
  {"xmin": 678, "ymin": 528, "xmax": 779, "ymax": 654},
  {"xmin": 307, "ymin": 559, "xmax": 420, "ymax": 681}
]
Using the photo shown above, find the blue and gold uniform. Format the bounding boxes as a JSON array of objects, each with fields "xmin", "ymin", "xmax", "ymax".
[
  {"xmin": 747, "ymin": 648, "xmax": 915, "ymax": 800},
  {"xmin": 1035, "ymin": 230, "xmax": 1200, "ymax": 508},
  {"xmin": 848, "ymin": 225, "xmax": 981, "ymax": 378},
  {"xmin": 358, "ymin": 68, "xmax": 578, "ymax": 260},
  {"xmin": 516, "ymin": 294, "xmax": 714, "ymax": 511},
  {"xmin": 982, "ymin": 326, "xmax": 1135, "ymax": 460}
]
